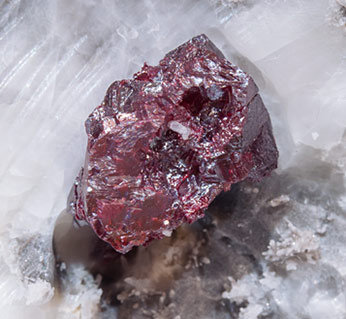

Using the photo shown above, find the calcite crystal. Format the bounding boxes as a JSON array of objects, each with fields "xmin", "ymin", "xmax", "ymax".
[{"xmin": 72, "ymin": 34, "xmax": 278, "ymax": 253}]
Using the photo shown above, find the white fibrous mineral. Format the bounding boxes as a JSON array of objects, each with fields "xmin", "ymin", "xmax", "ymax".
[
  {"xmin": 268, "ymin": 194, "xmax": 290, "ymax": 207},
  {"xmin": 263, "ymin": 220, "xmax": 320, "ymax": 271},
  {"xmin": 57, "ymin": 265, "xmax": 102, "ymax": 319}
]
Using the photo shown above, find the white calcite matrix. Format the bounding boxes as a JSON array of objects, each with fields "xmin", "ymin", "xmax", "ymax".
[{"xmin": 0, "ymin": 0, "xmax": 346, "ymax": 318}]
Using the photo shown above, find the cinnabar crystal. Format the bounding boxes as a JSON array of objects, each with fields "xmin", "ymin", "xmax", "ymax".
[{"xmin": 71, "ymin": 34, "xmax": 278, "ymax": 253}]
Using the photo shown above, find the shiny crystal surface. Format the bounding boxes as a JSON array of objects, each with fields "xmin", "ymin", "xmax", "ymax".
[{"xmin": 72, "ymin": 34, "xmax": 278, "ymax": 253}]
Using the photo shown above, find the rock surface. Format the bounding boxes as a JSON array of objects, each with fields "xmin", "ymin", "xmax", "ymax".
[{"xmin": 72, "ymin": 34, "xmax": 278, "ymax": 253}]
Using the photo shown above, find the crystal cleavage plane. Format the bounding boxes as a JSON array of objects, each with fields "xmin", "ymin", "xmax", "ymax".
[{"xmin": 71, "ymin": 34, "xmax": 279, "ymax": 254}]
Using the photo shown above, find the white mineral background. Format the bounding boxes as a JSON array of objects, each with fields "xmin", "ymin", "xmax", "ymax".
[{"xmin": 0, "ymin": 0, "xmax": 345, "ymax": 318}]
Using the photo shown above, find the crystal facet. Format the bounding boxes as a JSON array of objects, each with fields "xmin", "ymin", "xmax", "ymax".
[{"xmin": 72, "ymin": 34, "xmax": 278, "ymax": 253}]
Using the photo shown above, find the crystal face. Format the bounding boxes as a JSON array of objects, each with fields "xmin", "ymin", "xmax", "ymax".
[{"xmin": 71, "ymin": 34, "xmax": 278, "ymax": 254}]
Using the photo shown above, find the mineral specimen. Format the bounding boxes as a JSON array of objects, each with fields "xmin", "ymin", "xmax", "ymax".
[{"xmin": 71, "ymin": 34, "xmax": 278, "ymax": 253}]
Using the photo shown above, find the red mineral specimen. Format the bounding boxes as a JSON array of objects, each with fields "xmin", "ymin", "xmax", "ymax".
[{"xmin": 71, "ymin": 34, "xmax": 278, "ymax": 254}]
